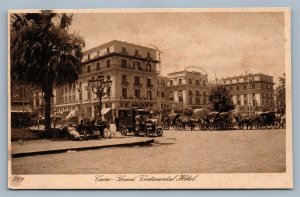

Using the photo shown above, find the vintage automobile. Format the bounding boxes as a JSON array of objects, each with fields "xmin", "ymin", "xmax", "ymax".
[{"xmin": 115, "ymin": 107, "xmax": 163, "ymax": 137}]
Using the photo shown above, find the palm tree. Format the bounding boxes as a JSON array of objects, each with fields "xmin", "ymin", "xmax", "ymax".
[
  {"xmin": 208, "ymin": 85, "xmax": 234, "ymax": 112},
  {"xmin": 10, "ymin": 10, "xmax": 85, "ymax": 131}
]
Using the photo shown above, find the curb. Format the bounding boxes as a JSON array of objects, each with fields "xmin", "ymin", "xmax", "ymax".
[{"xmin": 12, "ymin": 138, "xmax": 154, "ymax": 158}]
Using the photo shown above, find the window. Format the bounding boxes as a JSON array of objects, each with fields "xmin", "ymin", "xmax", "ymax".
[
  {"xmin": 135, "ymin": 89, "xmax": 140, "ymax": 99},
  {"xmin": 121, "ymin": 59, "xmax": 127, "ymax": 68},
  {"xmin": 195, "ymin": 80, "xmax": 200, "ymax": 85},
  {"xmin": 147, "ymin": 52, "xmax": 151, "ymax": 58},
  {"xmin": 189, "ymin": 97, "xmax": 193, "ymax": 105},
  {"xmin": 134, "ymin": 76, "xmax": 140, "ymax": 84},
  {"xmin": 203, "ymin": 92, "xmax": 207, "ymax": 97},
  {"xmin": 243, "ymin": 84, "xmax": 247, "ymax": 90},
  {"xmin": 146, "ymin": 63, "xmax": 151, "ymax": 72},
  {"xmin": 135, "ymin": 50, "xmax": 139, "ymax": 56},
  {"xmin": 88, "ymin": 54, "xmax": 90, "ymax": 60},
  {"xmin": 107, "ymin": 47, "xmax": 110, "ymax": 53},
  {"xmin": 106, "ymin": 59, "xmax": 110, "ymax": 68},
  {"xmin": 147, "ymin": 91, "xmax": 152, "ymax": 100},
  {"xmin": 252, "ymin": 93, "xmax": 255, "ymax": 98},
  {"xmin": 196, "ymin": 90, "xmax": 200, "ymax": 96},
  {"xmin": 122, "ymin": 47, "xmax": 127, "ymax": 53},
  {"xmin": 252, "ymin": 84, "xmax": 255, "ymax": 89},
  {"xmin": 179, "ymin": 97, "xmax": 183, "ymax": 102},
  {"xmin": 203, "ymin": 80, "xmax": 206, "ymax": 86},
  {"xmin": 196, "ymin": 98, "xmax": 200, "ymax": 105},
  {"xmin": 178, "ymin": 79, "xmax": 183, "ymax": 85},
  {"xmin": 230, "ymin": 86, "xmax": 233, "ymax": 91},
  {"xmin": 236, "ymin": 85, "xmax": 240, "ymax": 90},
  {"xmin": 122, "ymin": 88, "xmax": 127, "ymax": 99},
  {"xmin": 189, "ymin": 90, "xmax": 193, "ymax": 95},
  {"xmin": 96, "ymin": 62, "xmax": 100, "ymax": 70},
  {"xmin": 161, "ymin": 92, "xmax": 165, "ymax": 97},
  {"xmin": 122, "ymin": 75, "xmax": 127, "ymax": 83},
  {"xmin": 170, "ymin": 80, "xmax": 173, "ymax": 86},
  {"xmin": 134, "ymin": 62, "xmax": 141, "ymax": 70},
  {"xmin": 87, "ymin": 65, "xmax": 91, "ymax": 73},
  {"xmin": 147, "ymin": 78, "xmax": 152, "ymax": 87}
]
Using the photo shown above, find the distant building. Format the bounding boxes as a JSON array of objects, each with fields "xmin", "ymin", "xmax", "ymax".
[
  {"xmin": 158, "ymin": 68, "xmax": 209, "ymax": 113},
  {"xmin": 10, "ymin": 82, "xmax": 33, "ymax": 128},
  {"xmin": 218, "ymin": 73, "xmax": 275, "ymax": 114}
]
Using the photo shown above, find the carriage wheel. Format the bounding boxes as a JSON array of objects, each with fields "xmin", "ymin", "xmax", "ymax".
[
  {"xmin": 208, "ymin": 123, "xmax": 215, "ymax": 131},
  {"xmin": 273, "ymin": 121, "xmax": 281, "ymax": 129},
  {"xmin": 260, "ymin": 123, "xmax": 267, "ymax": 130},
  {"xmin": 175, "ymin": 123, "xmax": 182, "ymax": 130},
  {"xmin": 120, "ymin": 126, "xmax": 128, "ymax": 136},
  {"xmin": 267, "ymin": 123, "xmax": 273, "ymax": 129},
  {"xmin": 163, "ymin": 123, "xmax": 170, "ymax": 130},
  {"xmin": 215, "ymin": 121, "xmax": 226, "ymax": 131}
]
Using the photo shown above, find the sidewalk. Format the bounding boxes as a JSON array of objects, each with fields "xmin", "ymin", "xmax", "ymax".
[{"xmin": 11, "ymin": 135, "xmax": 154, "ymax": 158}]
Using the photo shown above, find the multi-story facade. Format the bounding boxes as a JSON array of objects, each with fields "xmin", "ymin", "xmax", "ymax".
[
  {"xmin": 158, "ymin": 68, "xmax": 209, "ymax": 113},
  {"xmin": 31, "ymin": 40, "xmax": 212, "ymax": 122},
  {"xmin": 50, "ymin": 40, "xmax": 159, "ymax": 121},
  {"xmin": 218, "ymin": 73, "xmax": 275, "ymax": 114},
  {"xmin": 11, "ymin": 83, "xmax": 33, "ymax": 113}
]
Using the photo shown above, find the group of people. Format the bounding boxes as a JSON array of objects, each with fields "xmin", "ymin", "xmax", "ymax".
[{"xmin": 67, "ymin": 119, "xmax": 115, "ymax": 141}]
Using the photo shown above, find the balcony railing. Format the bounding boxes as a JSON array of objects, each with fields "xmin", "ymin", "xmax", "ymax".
[
  {"xmin": 121, "ymin": 81, "xmax": 129, "ymax": 86},
  {"xmin": 133, "ymin": 82, "xmax": 143, "ymax": 87},
  {"xmin": 147, "ymin": 84, "xmax": 153, "ymax": 88}
]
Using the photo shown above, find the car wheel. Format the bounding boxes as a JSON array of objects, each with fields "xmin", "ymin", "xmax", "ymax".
[{"xmin": 157, "ymin": 128, "xmax": 163, "ymax": 137}]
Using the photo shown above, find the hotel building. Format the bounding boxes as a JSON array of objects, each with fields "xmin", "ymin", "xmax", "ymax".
[{"xmin": 218, "ymin": 73, "xmax": 275, "ymax": 114}]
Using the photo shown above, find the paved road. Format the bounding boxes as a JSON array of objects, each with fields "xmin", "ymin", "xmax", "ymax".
[{"xmin": 12, "ymin": 129, "xmax": 286, "ymax": 174}]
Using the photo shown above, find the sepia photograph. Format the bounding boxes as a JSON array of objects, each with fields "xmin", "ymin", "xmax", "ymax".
[{"xmin": 8, "ymin": 8, "xmax": 292, "ymax": 189}]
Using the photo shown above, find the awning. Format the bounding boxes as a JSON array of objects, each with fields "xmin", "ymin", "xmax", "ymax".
[
  {"xmin": 11, "ymin": 105, "xmax": 32, "ymax": 113},
  {"xmin": 101, "ymin": 108, "xmax": 111, "ymax": 115},
  {"xmin": 66, "ymin": 110, "xmax": 76, "ymax": 119}
]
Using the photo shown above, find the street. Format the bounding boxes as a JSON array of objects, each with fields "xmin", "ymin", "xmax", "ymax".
[{"xmin": 12, "ymin": 129, "xmax": 286, "ymax": 174}]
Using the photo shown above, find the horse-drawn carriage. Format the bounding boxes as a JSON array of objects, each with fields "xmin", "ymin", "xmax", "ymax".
[
  {"xmin": 235, "ymin": 111, "xmax": 281, "ymax": 130},
  {"xmin": 252, "ymin": 111, "xmax": 281, "ymax": 129},
  {"xmin": 197, "ymin": 111, "xmax": 235, "ymax": 131},
  {"xmin": 162, "ymin": 113, "xmax": 181, "ymax": 130}
]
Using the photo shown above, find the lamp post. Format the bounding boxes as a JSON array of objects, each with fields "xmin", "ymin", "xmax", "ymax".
[
  {"xmin": 87, "ymin": 73, "xmax": 112, "ymax": 120},
  {"xmin": 245, "ymin": 70, "xmax": 252, "ymax": 116}
]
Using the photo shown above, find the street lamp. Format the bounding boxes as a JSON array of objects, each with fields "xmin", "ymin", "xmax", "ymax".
[
  {"xmin": 245, "ymin": 70, "xmax": 253, "ymax": 116},
  {"xmin": 87, "ymin": 73, "xmax": 112, "ymax": 120}
]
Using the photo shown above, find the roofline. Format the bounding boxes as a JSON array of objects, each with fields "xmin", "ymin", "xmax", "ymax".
[{"xmin": 83, "ymin": 40, "xmax": 157, "ymax": 55}]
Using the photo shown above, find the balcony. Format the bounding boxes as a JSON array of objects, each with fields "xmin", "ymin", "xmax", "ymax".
[
  {"xmin": 121, "ymin": 81, "xmax": 129, "ymax": 86},
  {"xmin": 147, "ymin": 84, "xmax": 153, "ymax": 88},
  {"xmin": 133, "ymin": 82, "xmax": 143, "ymax": 87}
]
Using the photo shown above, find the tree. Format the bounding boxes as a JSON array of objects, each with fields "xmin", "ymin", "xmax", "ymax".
[
  {"xmin": 10, "ymin": 11, "xmax": 85, "ymax": 131},
  {"xmin": 275, "ymin": 74, "xmax": 286, "ymax": 115},
  {"xmin": 208, "ymin": 85, "xmax": 234, "ymax": 112}
]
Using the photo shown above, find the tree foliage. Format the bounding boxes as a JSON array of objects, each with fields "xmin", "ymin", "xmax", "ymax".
[
  {"xmin": 275, "ymin": 74, "xmax": 286, "ymax": 115},
  {"xmin": 10, "ymin": 10, "xmax": 85, "ymax": 131},
  {"xmin": 208, "ymin": 85, "xmax": 234, "ymax": 112}
]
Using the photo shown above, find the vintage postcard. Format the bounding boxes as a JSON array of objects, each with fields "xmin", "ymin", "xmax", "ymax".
[{"xmin": 8, "ymin": 8, "xmax": 292, "ymax": 189}]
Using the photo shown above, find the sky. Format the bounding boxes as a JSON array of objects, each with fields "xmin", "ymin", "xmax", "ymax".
[{"xmin": 69, "ymin": 11, "xmax": 286, "ymax": 85}]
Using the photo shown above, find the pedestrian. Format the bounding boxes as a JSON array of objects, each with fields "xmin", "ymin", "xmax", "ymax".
[
  {"xmin": 67, "ymin": 123, "xmax": 82, "ymax": 141},
  {"xmin": 103, "ymin": 124, "xmax": 115, "ymax": 139}
]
